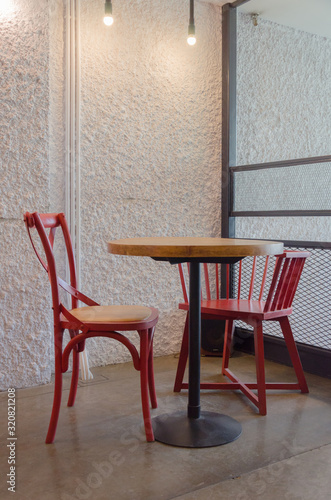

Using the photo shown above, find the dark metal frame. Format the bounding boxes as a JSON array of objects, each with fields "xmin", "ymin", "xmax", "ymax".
[
  {"xmin": 221, "ymin": 2, "xmax": 237, "ymax": 241},
  {"xmin": 243, "ymin": 239, "xmax": 331, "ymax": 250},
  {"xmin": 221, "ymin": 1, "xmax": 331, "ymax": 377},
  {"xmin": 221, "ymin": 0, "xmax": 254, "ymax": 241},
  {"xmin": 233, "ymin": 210, "xmax": 331, "ymax": 217},
  {"xmin": 232, "ymin": 155, "xmax": 331, "ymax": 171},
  {"xmin": 230, "ymin": 154, "xmax": 331, "ymax": 217}
]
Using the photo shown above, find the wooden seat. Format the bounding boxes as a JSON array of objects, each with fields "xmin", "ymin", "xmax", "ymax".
[
  {"xmin": 67, "ymin": 305, "xmax": 153, "ymax": 324},
  {"xmin": 174, "ymin": 251, "xmax": 310, "ymax": 415},
  {"xmin": 24, "ymin": 211, "xmax": 159, "ymax": 443}
]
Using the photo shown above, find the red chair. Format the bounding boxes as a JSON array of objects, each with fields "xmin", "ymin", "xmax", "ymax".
[
  {"xmin": 24, "ymin": 212, "xmax": 158, "ymax": 443},
  {"xmin": 174, "ymin": 251, "xmax": 309, "ymax": 415}
]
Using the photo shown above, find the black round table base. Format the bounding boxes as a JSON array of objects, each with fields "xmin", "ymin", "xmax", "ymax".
[{"xmin": 152, "ymin": 410, "xmax": 242, "ymax": 448}]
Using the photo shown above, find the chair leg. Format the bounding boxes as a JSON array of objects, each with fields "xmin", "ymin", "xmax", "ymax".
[
  {"xmin": 174, "ymin": 314, "xmax": 189, "ymax": 392},
  {"xmin": 148, "ymin": 328, "xmax": 157, "ymax": 409},
  {"xmin": 279, "ymin": 317, "xmax": 309, "ymax": 393},
  {"xmin": 46, "ymin": 332, "xmax": 63, "ymax": 444},
  {"xmin": 222, "ymin": 320, "xmax": 234, "ymax": 374},
  {"xmin": 67, "ymin": 347, "xmax": 80, "ymax": 407},
  {"xmin": 140, "ymin": 330, "xmax": 154, "ymax": 442},
  {"xmin": 254, "ymin": 322, "xmax": 267, "ymax": 416}
]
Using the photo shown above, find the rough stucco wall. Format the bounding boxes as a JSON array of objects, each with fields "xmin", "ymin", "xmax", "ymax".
[
  {"xmin": 235, "ymin": 13, "xmax": 331, "ymax": 242},
  {"xmin": 0, "ymin": 0, "xmax": 223, "ymax": 387},
  {"xmin": 49, "ymin": 0, "xmax": 65, "ymax": 215},
  {"xmin": 79, "ymin": 0, "xmax": 223, "ymax": 366},
  {"xmin": 237, "ymin": 13, "xmax": 331, "ymax": 165},
  {"xmin": 0, "ymin": 0, "xmax": 53, "ymax": 389}
]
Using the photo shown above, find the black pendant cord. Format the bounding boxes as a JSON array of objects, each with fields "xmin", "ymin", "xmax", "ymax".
[
  {"xmin": 189, "ymin": 0, "xmax": 194, "ymax": 26},
  {"xmin": 188, "ymin": 0, "xmax": 195, "ymax": 35}
]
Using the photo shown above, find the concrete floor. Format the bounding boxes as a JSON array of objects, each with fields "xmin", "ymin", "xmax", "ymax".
[{"xmin": 1, "ymin": 352, "xmax": 331, "ymax": 500}]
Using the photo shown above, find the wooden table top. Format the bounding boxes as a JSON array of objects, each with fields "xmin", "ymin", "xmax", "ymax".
[{"xmin": 108, "ymin": 237, "xmax": 283, "ymax": 259}]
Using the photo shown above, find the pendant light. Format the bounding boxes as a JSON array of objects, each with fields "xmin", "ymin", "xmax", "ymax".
[
  {"xmin": 187, "ymin": 0, "xmax": 196, "ymax": 45},
  {"xmin": 104, "ymin": 0, "xmax": 113, "ymax": 26}
]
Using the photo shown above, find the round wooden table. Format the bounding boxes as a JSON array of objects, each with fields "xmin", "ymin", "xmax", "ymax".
[{"xmin": 108, "ymin": 237, "xmax": 283, "ymax": 447}]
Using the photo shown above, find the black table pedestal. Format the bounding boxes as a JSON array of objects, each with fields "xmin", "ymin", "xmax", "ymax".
[
  {"xmin": 153, "ymin": 261, "xmax": 242, "ymax": 447},
  {"xmin": 153, "ymin": 410, "xmax": 242, "ymax": 448}
]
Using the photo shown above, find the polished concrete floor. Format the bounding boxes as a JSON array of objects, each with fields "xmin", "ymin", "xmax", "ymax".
[{"xmin": 1, "ymin": 353, "xmax": 331, "ymax": 500}]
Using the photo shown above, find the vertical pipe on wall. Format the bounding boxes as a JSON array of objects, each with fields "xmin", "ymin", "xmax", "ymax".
[
  {"xmin": 65, "ymin": 0, "xmax": 92, "ymax": 380},
  {"xmin": 74, "ymin": 0, "xmax": 91, "ymax": 381},
  {"xmin": 75, "ymin": 0, "xmax": 81, "ymax": 293},
  {"xmin": 65, "ymin": 1, "xmax": 71, "ymax": 250},
  {"xmin": 65, "ymin": 0, "xmax": 78, "ymax": 276},
  {"xmin": 70, "ymin": 0, "xmax": 76, "ymax": 247}
]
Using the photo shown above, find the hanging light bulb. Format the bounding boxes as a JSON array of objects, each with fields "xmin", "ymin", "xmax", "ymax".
[
  {"xmin": 104, "ymin": 0, "xmax": 113, "ymax": 26},
  {"xmin": 187, "ymin": 27, "xmax": 196, "ymax": 46},
  {"xmin": 187, "ymin": 0, "xmax": 196, "ymax": 45}
]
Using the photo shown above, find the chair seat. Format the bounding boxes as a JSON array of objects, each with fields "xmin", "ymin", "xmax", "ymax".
[
  {"xmin": 67, "ymin": 305, "xmax": 153, "ymax": 323},
  {"xmin": 179, "ymin": 299, "xmax": 292, "ymax": 320}
]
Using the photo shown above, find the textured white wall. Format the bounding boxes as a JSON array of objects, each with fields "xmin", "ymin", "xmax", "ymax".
[
  {"xmin": 235, "ymin": 13, "xmax": 331, "ymax": 242},
  {"xmin": 237, "ymin": 13, "xmax": 331, "ymax": 165},
  {"xmin": 0, "ymin": 0, "xmax": 52, "ymax": 389},
  {"xmin": 0, "ymin": 0, "xmax": 223, "ymax": 387},
  {"xmin": 79, "ymin": 0, "xmax": 223, "ymax": 367},
  {"xmin": 49, "ymin": 0, "xmax": 66, "ymax": 215}
]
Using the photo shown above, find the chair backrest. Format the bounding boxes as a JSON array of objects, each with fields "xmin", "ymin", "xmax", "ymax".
[
  {"xmin": 178, "ymin": 250, "xmax": 310, "ymax": 313},
  {"xmin": 24, "ymin": 212, "xmax": 96, "ymax": 321},
  {"xmin": 263, "ymin": 251, "xmax": 310, "ymax": 313}
]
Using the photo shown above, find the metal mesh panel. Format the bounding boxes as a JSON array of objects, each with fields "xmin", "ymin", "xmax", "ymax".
[
  {"xmin": 233, "ymin": 162, "xmax": 331, "ymax": 212},
  {"xmin": 232, "ymin": 247, "xmax": 331, "ymax": 349}
]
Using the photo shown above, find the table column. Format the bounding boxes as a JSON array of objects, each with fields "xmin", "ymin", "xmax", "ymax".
[
  {"xmin": 152, "ymin": 259, "xmax": 242, "ymax": 447},
  {"xmin": 188, "ymin": 262, "xmax": 201, "ymax": 419}
]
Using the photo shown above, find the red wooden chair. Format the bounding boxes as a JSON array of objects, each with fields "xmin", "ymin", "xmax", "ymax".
[
  {"xmin": 174, "ymin": 251, "xmax": 310, "ymax": 415},
  {"xmin": 24, "ymin": 212, "xmax": 158, "ymax": 443}
]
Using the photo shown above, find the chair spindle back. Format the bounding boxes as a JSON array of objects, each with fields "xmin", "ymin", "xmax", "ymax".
[
  {"xmin": 263, "ymin": 251, "xmax": 309, "ymax": 312},
  {"xmin": 178, "ymin": 251, "xmax": 309, "ymax": 310}
]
